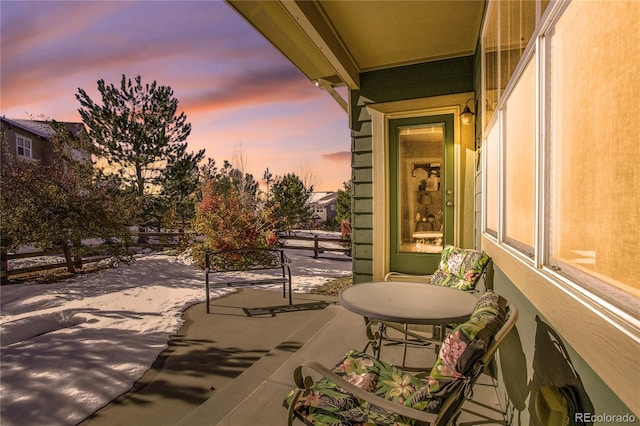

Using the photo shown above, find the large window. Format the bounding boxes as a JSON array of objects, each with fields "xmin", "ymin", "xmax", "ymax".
[
  {"xmin": 546, "ymin": 0, "xmax": 640, "ymax": 303},
  {"xmin": 482, "ymin": 0, "xmax": 640, "ymax": 315}
]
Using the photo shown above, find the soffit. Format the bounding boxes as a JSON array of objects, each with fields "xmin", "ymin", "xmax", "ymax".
[{"xmin": 226, "ymin": 0, "xmax": 485, "ymax": 89}]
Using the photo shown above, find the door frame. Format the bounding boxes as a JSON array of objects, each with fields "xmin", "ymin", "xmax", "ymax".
[{"xmin": 367, "ymin": 93, "xmax": 473, "ymax": 281}]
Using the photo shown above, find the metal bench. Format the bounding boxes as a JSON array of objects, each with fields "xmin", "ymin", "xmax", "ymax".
[{"xmin": 205, "ymin": 248, "xmax": 292, "ymax": 313}]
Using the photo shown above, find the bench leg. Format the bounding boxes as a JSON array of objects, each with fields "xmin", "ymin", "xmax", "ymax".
[{"xmin": 205, "ymin": 273, "xmax": 210, "ymax": 314}]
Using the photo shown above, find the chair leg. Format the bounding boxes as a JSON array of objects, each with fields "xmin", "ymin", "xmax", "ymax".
[
  {"xmin": 402, "ymin": 323, "xmax": 409, "ymax": 369},
  {"xmin": 434, "ymin": 325, "xmax": 446, "ymax": 354},
  {"xmin": 364, "ymin": 320, "xmax": 385, "ymax": 359},
  {"xmin": 375, "ymin": 323, "xmax": 385, "ymax": 360}
]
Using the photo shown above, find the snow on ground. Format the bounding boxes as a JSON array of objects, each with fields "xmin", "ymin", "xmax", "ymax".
[{"xmin": 0, "ymin": 249, "xmax": 351, "ymax": 426}]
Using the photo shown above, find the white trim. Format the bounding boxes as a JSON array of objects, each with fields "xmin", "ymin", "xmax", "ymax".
[
  {"xmin": 369, "ymin": 108, "xmax": 389, "ymax": 281},
  {"xmin": 535, "ymin": 35, "xmax": 545, "ymax": 269}
]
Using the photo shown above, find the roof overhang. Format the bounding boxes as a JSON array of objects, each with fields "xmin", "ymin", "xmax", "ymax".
[{"xmin": 226, "ymin": 0, "xmax": 485, "ymax": 93}]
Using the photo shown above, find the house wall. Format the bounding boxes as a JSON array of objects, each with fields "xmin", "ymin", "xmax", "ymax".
[
  {"xmin": 349, "ymin": 57, "xmax": 474, "ymax": 284},
  {"xmin": 474, "ymin": 1, "xmax": 639, "ymax": 422},
  {"xmin": 0, "ymin": 124, "xmax": 48, "ymax": 163}
]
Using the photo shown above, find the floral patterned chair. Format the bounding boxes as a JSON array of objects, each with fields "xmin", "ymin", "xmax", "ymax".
[
  {"xmin": 370, "ymin": 246, "xmax": 492, "ymax": 366},
  {"xmin": 284, "ymin": 292, "xmax": 517, "ymax": 426},
  {"xmin": 384, "ymin": 245, "xmax": 492, "ymax": 291}
]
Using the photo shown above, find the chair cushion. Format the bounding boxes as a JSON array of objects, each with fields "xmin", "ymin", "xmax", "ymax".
[
  {"xmin": 410, "ymin": 291, "xmax": 507, "ymax": 412},
  {"xmin": 284, "ymin": 292, "xmax": 507, "ymax": 424},
  {"xmin": 429, "ymin": 245, "xmax": 490, "ymax": 291}
]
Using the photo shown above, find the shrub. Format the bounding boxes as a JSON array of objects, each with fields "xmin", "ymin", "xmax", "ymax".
[{"xmin": 192, "ymin": 179, "xmax": 279, "ymax": 268}]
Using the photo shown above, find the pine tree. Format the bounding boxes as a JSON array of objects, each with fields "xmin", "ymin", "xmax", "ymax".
[
  {"xmin": 262, "ymin": 167, "xmax": 274, "ymax": 202},
  {"xmin": 76, "ymin": 75, "xmax": 192, "ymax": 199},
  {"xmin": 271, "ymin": 173, "xmax": 313, "ymax": 231},
  {"xmin": 156, "ymin": 146, "xmax": 205, "ymax": 230},
  {"xmin": 336, "ymin": 180, "xmax": 352, "ymax": 222}
]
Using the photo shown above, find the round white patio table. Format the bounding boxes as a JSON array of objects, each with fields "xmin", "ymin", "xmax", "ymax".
[{"xmin": 339, "ymin": 281, "xmax": 478, "ymax": 359}]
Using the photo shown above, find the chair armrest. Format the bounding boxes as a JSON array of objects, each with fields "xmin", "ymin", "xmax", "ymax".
[
  {"xmin": 293, "ymin": 361, "xmax": 439, "ymax": 424},
  {"xmin": 384, "ymin": 272, "xmax": 433, "ymax": 283}
]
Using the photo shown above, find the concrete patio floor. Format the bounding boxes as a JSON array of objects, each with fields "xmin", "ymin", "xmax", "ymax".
[{"xmin": 81, "ymin": 288, "xmax": 506, "ymax": 425}]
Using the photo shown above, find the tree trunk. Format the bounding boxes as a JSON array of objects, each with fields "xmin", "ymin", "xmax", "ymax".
[
  {"xmin": 61, "ymin": 242, "xmax": 76, "ymax": 274},
  {"xmin": 72, "ymin": 239, "xmax": 83, "ymax": 270},
  {"xmin": 1, "ymin": 247, "xmax": 8, "ymax": 284}
]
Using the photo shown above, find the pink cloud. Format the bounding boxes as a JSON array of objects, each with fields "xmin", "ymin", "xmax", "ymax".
[
  {"xmin": 322, "ymin": 151, "xmax": 351, "ymax": 163},
  {"xmin": 181, "ymin": 66, "xmax": 317, "ymax": 113}
]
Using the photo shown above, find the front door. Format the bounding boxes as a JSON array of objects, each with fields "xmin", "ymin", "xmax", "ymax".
[{"xmin": 389, "ymin": 114, "xmax": 454, "ymax": 274}]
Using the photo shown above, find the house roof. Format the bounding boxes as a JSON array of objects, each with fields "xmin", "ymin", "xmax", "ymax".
[
  {"xmin": 226, "ymin": 1, "xmax": 485, "ymax": 90},
  {"xmin": 309, "ymin": 191, "xmax": 337, "ymax": 206},
  {"xmin": 1, "ymin": 117, "xmax": 85, "ymax": 139}
]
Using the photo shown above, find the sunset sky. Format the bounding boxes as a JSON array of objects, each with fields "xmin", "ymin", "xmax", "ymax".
[{"xmin": 0, "ymin": 0, "xmax": 351, "ymax": 191}]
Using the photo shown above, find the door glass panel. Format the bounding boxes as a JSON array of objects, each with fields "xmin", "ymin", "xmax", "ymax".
[{"xmin": 398, "ymin": 125, "xmax": 444, "ymax": 253}]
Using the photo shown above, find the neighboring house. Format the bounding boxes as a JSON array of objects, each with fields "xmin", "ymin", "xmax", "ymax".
[
  {"xmin": 1, "ymin": 117, "xmax": 87, "ymax": 167},
  {"xmin": 228, "ymin": 1, "xmax": 639, "ymax": 423},
  {"xmin": 308, "ymin": 191, "xmax": 337, "ymax": 224}
]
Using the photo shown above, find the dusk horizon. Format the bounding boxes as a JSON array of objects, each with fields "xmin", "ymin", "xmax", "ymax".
[{"xmin": 0, "ymin": 1, "xmax": 351, "ymax": 191}]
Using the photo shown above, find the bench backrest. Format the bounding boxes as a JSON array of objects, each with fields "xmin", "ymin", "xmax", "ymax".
[{"xmin": 205, "ymin": 248, "xmax": 286, "ymax": 273}]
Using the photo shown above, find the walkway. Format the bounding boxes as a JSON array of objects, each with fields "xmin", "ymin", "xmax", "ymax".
[{"xmin": 82, "ymin": 288, "xmax": 506, "ymax": 425}]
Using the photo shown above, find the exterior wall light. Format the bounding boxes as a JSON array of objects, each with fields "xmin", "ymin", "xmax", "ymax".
[{"xmin": 460, "ymin": 98, "xmax": 477, "ymax": 125}]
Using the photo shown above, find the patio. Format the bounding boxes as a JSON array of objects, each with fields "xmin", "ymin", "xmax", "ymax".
[{"xmin": 82, "ymin": 288, "xmax": 506, "ymax": 425}]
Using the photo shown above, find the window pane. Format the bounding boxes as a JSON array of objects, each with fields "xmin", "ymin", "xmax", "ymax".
[
  {"xmin": 547, "ymin": 1, "xmax": 640, "ymax": 299},
  {"xmin": 500, "ymin": 0, "xmax": 536, "ymax": 92},
  {"xmin": 398, "ymin": 125, "xmax": 444, "ymax": 253},
  {"xmin": 504, "ymin": 56, "xmax": 536, "ymax": 250},
  {"xmin": 485, "ymin": 123, "xmax": 499, "ymax": 235},
  {"xmin": 483, "ymin": 3, "xmax": 499, "ymax": 128}
]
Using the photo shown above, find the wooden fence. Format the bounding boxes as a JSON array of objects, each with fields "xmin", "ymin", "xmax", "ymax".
[
  {"xmin": 1, "ymin": 232, "xmax": 185, "ymax": 281},
  {"xmin": 1, "ymin": 232, "xmax": 351, "ymax": 282},
  {"xmin": 278, "ymin": 234, "xmax": 351, "ymax": 259}
]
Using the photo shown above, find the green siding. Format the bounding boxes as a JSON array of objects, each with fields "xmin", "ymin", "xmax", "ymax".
[
  {"xmin": 352, "ymin": 213, "xmax": 373, "ymax": 228},
  {"xmin": 352, "ymin": 152, "xmax": 373, "ymax": 168},
  {"xmin": 352, "ymin": 137, "xmax": 372, "ymax": 153},
  {"xmin": 493, "ymin": 269, "xmax": 634, "ymax": 425},
  {"xmin": 350, "ymin": 90, "xmax": 374, "ymax": 283},
  {"xmin": 352, "ymin": 167, "xmax": 372, "ymax": 183},
  {"xmin": 359, "ymin": 57, "xmax": 474, "ymax": 102}
]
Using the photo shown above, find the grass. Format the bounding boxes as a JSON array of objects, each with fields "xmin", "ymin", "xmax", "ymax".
[{"xmin": 311, "ymin": 275, "xmax": 353, "ymax": 296}]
